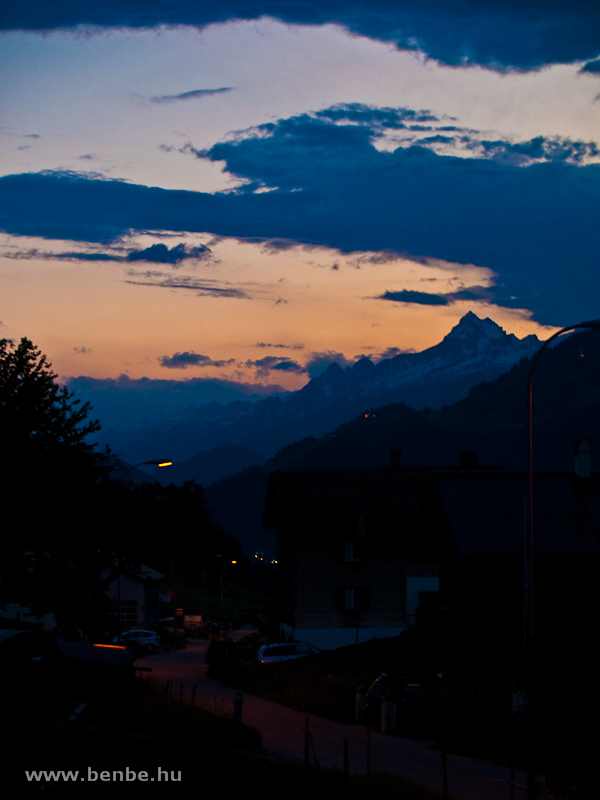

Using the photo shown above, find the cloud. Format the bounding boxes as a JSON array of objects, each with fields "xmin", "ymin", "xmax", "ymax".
[
  {"xmin": 2, "ymin": 104, "xmax": 600, "ymax": 325},
  {"xmin": 469, "ymin": 136, "xmax": 599, "ymax": 166},
  {"xmin": 375, "ymin": 346, "xmax": 415, "ymax": 360},
  {"xmin": 149, "ymin": 88, "xmax": 232, "ymax": 104},
  {"xmin": 3, "ymin": 2, "xmax": 600, "ymax": 71},
  {"xmin": 379, "ymin": 290, "xmax": 449, "ymax": 306},
  {"xmin": 0, "ymin": 246, "xmax": 125, "ymax": 262},
  {"xmin": 73, "ymin": 345, "xmax": 93, "ymax": 354},
  {"xmin": 445, "ymin": 286, "xmax": 496, "ymax": 304},
  {"xmin": 304, "ymin": 351, "xmax": 355, "ymax": 377},
  {"xmin": 243, "ymin": 347, "xmax": 357, "ymax": 379},
  {"xmin": 245, "ymin": 356, "xmax": 305, "ymax": 377},
  {"xmin": 315, "ymin": 104, "xmax": 440, "ymax": 131},
  {"xmin": 61, "ymin": 252, "xmax": 122, "ymax": 261},
  {"xmin": 350, "ymin": 251, "xmax": 405, "ymax": 267},
  {"xmin": 126, "ymin": 242, "xmax": 211, "ymax": 264},
  {"xmin": 378, "ymin": 285, "xmax": 495, "ymax": 307},
  {"xmin": 256, "ymin": 342, "xmax": 304, "ymax": 350},
  {"xmin": 159, "ymin": 351, "xmax": 236, "ymax": 369},
  {"xmin": 125, "ymin": 271, "xmax": 249, "ymax": 298},
  {"xmin": 1, "ymin": 243, "xmax": 211, "ymax": 264},
  {"xmin": 581, "ymin": 59, "xmax": 600, "ymax": 74}
]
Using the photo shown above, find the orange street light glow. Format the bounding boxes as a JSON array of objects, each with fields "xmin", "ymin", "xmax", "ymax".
[{"xmin": 158, "ymin": 462, "xmax": 173, "ymax": 468}]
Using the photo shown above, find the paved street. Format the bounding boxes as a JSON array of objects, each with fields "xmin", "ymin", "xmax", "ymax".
[{"xmin": 138, "ymin": 636, "xmax": 544, "ymax": 800}]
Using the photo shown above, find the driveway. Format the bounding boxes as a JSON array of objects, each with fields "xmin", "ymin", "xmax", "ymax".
[{"xmin": 138, "ymin": 637, "xmax": 544, "ymax": 800}]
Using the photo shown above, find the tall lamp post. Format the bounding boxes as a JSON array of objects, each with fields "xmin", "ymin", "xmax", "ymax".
[
  {"xmin": 116, "ymin": 459, "xmax": 172, "ymax": 639},
  {"xmin": 525, "ymin": 318, "xmax": 600, "ymax": 800}
]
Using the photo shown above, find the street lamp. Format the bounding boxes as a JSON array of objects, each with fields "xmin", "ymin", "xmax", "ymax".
[
  {"xmin": 116, "ymin": 459, "xmax": 173, "ymax": 638},
  {"xmin": 525, "ymin": 318, "xmax": 600, "ymax": 800},
  {"xmin": 120, "ymin": 459, "xmax": 173, "ymax": 480}
]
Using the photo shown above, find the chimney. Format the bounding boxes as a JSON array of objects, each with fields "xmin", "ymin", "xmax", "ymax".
[{"xmin": 574, "ymin": 438, "xmax": 591, "ymax": 478}]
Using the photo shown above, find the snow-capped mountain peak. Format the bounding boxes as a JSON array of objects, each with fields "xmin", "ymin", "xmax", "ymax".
[{"xmin": 444, "ymin": 310, "xmax": 506, "ymax": 341}]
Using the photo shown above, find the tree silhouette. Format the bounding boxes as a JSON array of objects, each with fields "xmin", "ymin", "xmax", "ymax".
[
  {"xmin": 0, "ymin": 338, "xmax": 241, "ymax": 636},
  {"xmin": 0, "ymin": 337, "xmax": 107, "ymax": 629},
  {"xmin": 0, "ymin": 336, "xmax": 100, "ymax": 471}
]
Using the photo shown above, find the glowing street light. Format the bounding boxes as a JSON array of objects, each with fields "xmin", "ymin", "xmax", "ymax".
[
  {"xmin": 116, "ymin": 458, "xmax": 173, "ymax": 638},
  {"xmin": 119, "ymin": 459, "xmax": 173, "ymax": 481},
  {"xmin": 132, "ymin": 459, "xmax": 173, "ymax": 470}
]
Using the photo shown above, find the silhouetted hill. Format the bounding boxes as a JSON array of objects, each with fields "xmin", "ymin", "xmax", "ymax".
[
  {"xmin": 205, "ymin": 327, "xmax": 600, "ymax": 555},
  {"xmin": 154, "ymin": 444, "xmax": 265, "ymax": 486}
]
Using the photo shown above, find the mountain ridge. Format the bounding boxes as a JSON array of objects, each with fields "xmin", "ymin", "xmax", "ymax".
[{"xmin": 73, "ymin": 312, "xmax": 542, "ymax": 480}]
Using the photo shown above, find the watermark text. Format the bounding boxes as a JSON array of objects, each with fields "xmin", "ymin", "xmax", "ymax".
[{"xmin": 25, "ymin": 767, "xmax": 181, "ymax": 783}]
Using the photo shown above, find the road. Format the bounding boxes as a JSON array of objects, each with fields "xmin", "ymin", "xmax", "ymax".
[{"xmin": 137, "ymin": 635, "xmax": 545, "ymax": 800}]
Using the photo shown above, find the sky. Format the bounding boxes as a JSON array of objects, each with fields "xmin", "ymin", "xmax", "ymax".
[{"xmin": 1, "ymin": 1, "xmax": 600, "ymax": 393}]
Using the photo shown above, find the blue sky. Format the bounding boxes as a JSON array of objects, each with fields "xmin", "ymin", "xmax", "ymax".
[{"xmin": 1, "ymin": 1, "xmax": 599, "ymax": 391}]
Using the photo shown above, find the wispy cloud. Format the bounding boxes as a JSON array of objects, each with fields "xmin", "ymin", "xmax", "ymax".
[
  {"xmin": 125, "ymin": 271, "xmax": 249, "ymax": 298},
  {"xmin": 1, "ymin": 243, "xmax": 210, "ymax": 265},
  {"xmin": 149, "ymin": 88, "xmax": 232, "ymax": 104},
  {"xmin": 255, "ymin": 342, "xmax": 304, "ymax": 350}
]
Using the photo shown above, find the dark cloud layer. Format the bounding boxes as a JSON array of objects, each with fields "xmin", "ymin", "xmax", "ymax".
[
  {"xmin": 3, "ymin": 1, "xmax": 600, "ymax": 71},
  {"xmin": 1, "ymin": 105, "xmax": 599, "ymax": 325}
]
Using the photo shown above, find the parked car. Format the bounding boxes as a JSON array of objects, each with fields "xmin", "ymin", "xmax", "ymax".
[
  {"xmin": 112, "ymin": 630, "xmax": 162, "ymax": 652},
  {"xmin": 257, "ymin": 641, "xmax": 320, "ymax": 664}
]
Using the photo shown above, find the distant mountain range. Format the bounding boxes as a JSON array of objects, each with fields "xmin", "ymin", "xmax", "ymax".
[{"xmin": 74, "ymin": 312, "xmax": 542, "ymax": 485}]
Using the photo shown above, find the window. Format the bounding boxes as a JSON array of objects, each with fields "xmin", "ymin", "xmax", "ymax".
[
  {"xmin": 344, "ymin": 539, "xmax": 360, "ymax": 562},
  {"xmin": 345, "ymin": 587, "xmax": 359, "ymax": 610},
  {"xmin": 335, "ymin": 586, "xmax": 371, "ymax": 613},
  {"xmin": 109, "ymin": 599, "xmax": 138, "ymax": 625}
]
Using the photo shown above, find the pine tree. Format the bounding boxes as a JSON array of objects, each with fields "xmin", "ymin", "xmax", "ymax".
[
  {"xmin": 0, "ymin": 337, "xmax": 106, "ymax": 628},
  {"xmin": 0, "ymin": 336, "xmax": 100, "ymax": 471}
]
